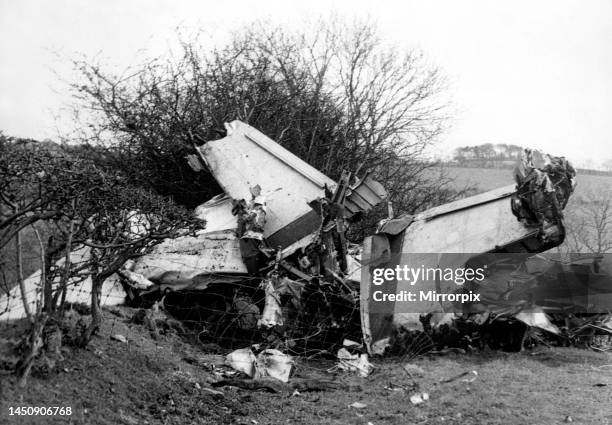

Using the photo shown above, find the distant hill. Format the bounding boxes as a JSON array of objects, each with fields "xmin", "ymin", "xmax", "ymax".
[
  {"xmin": 449, "ymin": 143, "xmax": 612, "ymax": 175},
  {"xmin": 444, "ymin": 161, "xmax": 612, "ymax": 177}
]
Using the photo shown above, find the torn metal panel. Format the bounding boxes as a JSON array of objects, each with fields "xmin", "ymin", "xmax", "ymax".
[
  {"xmin": 416, "ymin": 185, "xmax": 516, "ymax": 222},
  {"xmin": 142, "ymin": 230, "xmax": 248, "ymax": 292},
  {"xmin": 199, "ymin": 121, "xmax": 336, "ymax": 248},
  {"xmin": 402, "ymin": 186, "xmax": 530, "ymax": 253},
  {"xmin": 279, "ymin": 232, "xmax": 318, "ymax": 259},
  {"xmin": 266, "ymin": 210, "xmax": 322, "ymax": 249},
  {"xmin": 514, "ymin": 307, "xmax": 560, "ymax": 334},
  {"xmin": 197, "ymin": 121, "xmax": 390, "ymax": 254},
  {"xmin": 131, "ymin": 229, "xmax": 248, "ymax": 290},
  {"xmin": 344, "ymin": 173, "xmax": 388, "ymax": 218},
  {"xmin": 345, "ymin": 252, "xmax": 362, "ymax": 283},
  {"xmin": 511, "ymin": 149, "xmax": 576, "ymax": 229},
  {"xmin": 117, "ymin": 268, "xmax": 154, "ymax": 290},
  {"xmin": 258, "ymin": 277, "xmax": 284, "ymax": 328},
  {"xmin": 377, "ymin": 215, "xmax": 414, "ymax": 236},
  {"xmin": 336, "ymin": 347, "xmax": 374, "ymax": 377},
  {"xmin": 194, "ymin": 194, "xmax": 237, "ymax": 232},
  {"xmin": 226, "ymin": 348, "xmax": 294, "ymax": 382}
]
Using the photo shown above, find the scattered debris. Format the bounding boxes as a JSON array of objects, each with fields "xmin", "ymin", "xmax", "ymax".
[
  {"xmin": 254, "ymin": 349, "xmax": 294, "ymax": 382},
  {"xmin": 343, "ymin": 173, "xmax": 388, "ymax": 218},
  {"xmin": 349, "ymin": 401, "xmax": 367, "ymax": 409},
  {"xmin": 226, "ymin": 348, "xmax": 257, "ymax": 378},
  {"xmin": 512, "ymin": 148, "xmax": 576, "ymax": 234},
  {"xmin": 439, "ymin": 370, "xmax": 478, "ymax": 385},
  {"xmin": 110, "ymin": 334, "xmax": 127, "ymax": 344},
  {"xmin": 233, "ymin": 188, "xmax": 267, "ymax": 275},
  {"xmin": 257, "ymin": 275, "xmax": 284, "ymax": 328},
  {"xmin": 461, "ymin": 370, "xmax": 478, "ymax": 383},
  {"xmin": 409, "ymin": 394, "xmax": 422, "ymax": 405},
  {"xmin": 402, "ymin": 363, "xmax": 425, "ymax": 377},
  {"xmin": 200, "ymin": 387, "xmax": 224, "ymax": 397},
  {"xmin": 409, "ymin": 392, "xmax": 429, "ymax": 405},
  {"xmin": 116, "ymin": 266, "xmax": 154, "ymax": 290},
  {"xmin": 335, "ymin": 347, "xmax": 374, "ymax": 378},
  {"xmin": 514, "ymin": 307, "xmax": 560, "ymax": 335},
  {"xmin": 342, "ymin": 339, "xmax": 362, "ymax": 349},
  {"xmin": 226, "ymin": 347, "xmax": 294, "ymax": 383}
]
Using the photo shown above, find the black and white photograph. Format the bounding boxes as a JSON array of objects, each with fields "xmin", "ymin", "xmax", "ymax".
[{"xmin": 1, "ymin": 1, "xmax": 611, "ymax": 424}]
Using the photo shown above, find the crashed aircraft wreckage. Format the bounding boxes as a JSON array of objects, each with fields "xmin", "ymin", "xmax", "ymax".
[{"xmin": 2, "ymin": 121, "xmax": 610, "ymax": 357}]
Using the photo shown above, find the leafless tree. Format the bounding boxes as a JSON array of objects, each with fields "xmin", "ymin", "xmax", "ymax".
[
  {"xmin": 0, "ymin": 137, "xmax": 76, "ymax": 251},
  {"xmin": 67, "ymin": 19, "xmax": 459, "ymax": 220},
  {"xmin": 1, "ymin": 137, "xmax": 199, "ymax": 383},
  {"xmin": 66, "ymin": 180, "xmax": 201, "ymax": 344},
  {"xmin": 563, "ymin": 188, "xmax": 612, "ymax": 254}
]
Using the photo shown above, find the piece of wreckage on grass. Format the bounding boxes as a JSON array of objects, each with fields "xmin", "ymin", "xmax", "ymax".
[
  {"xmin": 362, "ymin": 148, "xmax": 611, "ymax": 354},
  {"xmin": 124, "ymin": 120, "xmax": 387, "ymax": 352}
]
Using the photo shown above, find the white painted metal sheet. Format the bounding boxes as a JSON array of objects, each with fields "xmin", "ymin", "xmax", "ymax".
[{"xmin": 199, "ymin": 121, "xmax": 336, "ymax": 239}]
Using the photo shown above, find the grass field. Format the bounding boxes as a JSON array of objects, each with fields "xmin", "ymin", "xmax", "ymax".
[{"xmin": 443, "ymin": 166, "xmax": 612, "ymax": 194}]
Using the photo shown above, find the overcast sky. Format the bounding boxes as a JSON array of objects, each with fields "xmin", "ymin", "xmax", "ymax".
[{"xmin": 1, "ymin": 0, "xmax": 611, "ymax": 168}]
